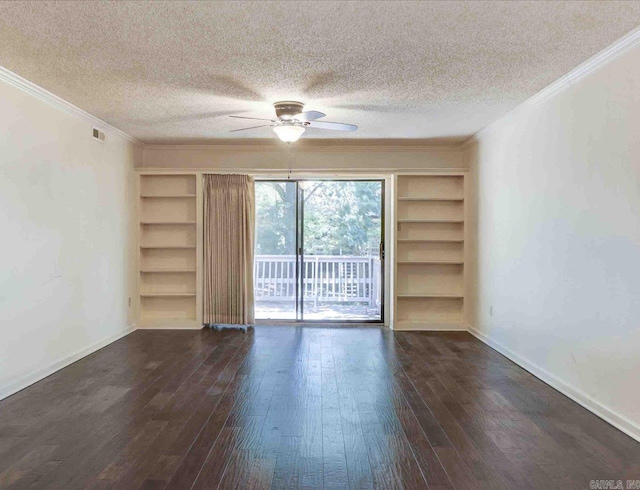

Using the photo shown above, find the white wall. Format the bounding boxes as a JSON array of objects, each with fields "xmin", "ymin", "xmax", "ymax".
[
  {"xmin": 0, "ymin": 73, "xmax": 141, "ymax": 399},
  {"xmin": 468, "ymin": 41, "xmax": 640, "ymax": 440}
]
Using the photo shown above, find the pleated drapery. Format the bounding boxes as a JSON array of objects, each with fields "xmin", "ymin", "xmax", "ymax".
[{"xmin": 203, "ymin": 174, "xmax": 255, "ymax": 325}]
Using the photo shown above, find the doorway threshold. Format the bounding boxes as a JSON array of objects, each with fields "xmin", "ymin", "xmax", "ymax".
[{"xmin": 254, "ymin": 320, "xmax": 386, "ymax": 328}]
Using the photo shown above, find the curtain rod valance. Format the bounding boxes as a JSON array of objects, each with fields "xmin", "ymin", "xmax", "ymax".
[{"xmin": 203, "ymin": 173, "xmax": 254, "ymax": 187}]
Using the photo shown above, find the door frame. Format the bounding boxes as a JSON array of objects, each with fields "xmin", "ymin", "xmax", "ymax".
[{"xmin": 254, "ymin": 177, "xmax": 386, "ymax": 325}]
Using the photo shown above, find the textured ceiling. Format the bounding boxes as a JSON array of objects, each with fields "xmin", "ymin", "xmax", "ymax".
[{"xmin": 1, "ymin": 1, "xmax": 640, "ymax": 144}]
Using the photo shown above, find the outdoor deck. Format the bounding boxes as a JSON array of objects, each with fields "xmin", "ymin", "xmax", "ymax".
[{"xmin": 254, "ymin": 254, "xmax": 382, "ymax": 321}]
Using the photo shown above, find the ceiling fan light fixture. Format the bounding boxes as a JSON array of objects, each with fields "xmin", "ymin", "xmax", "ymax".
[
  {"xmin": 230, "ymin": 101, "xmax": 356, "ymax": 137},
  {"xmin": 273, "ymin": 125, "xmax": 305, "ymax": 143}
]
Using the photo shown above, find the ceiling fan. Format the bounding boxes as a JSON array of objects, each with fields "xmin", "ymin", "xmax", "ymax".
[{"xmin": 229, "ymin": 101, "xmax": 357, "ymax": 142}]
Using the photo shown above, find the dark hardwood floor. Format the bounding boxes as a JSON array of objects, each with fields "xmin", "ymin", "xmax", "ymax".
[{"xmin": 0, "ymin": 327, "xmax": 638, "ymax": 489}]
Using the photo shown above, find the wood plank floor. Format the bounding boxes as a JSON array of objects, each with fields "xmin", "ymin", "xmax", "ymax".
[{"xmin": 0, "ymin": 327, "xmax": 638, "ymax": 489}]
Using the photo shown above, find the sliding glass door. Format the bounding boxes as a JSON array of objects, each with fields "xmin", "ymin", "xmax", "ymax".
[
  {"xmin": 254, "ymin": 179, "xmax": 384, "ymax": 323},
  {"xmin": 254, "ymin": 181, "xmax": 299, "ymax": 320},
  {"xmin": 301, "ymin": 180, "xmax": 383, "ymax": 321}
]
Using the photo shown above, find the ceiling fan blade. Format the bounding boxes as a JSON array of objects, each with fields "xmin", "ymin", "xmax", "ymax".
[
  {"xmin": 296, "ymin": 110, "xmax": 326, "ymax": 122},
  {"xmin": 307, "ymin": 121, "xmax": 358, "ymax": 131},
  {"xmin": 229, "ymin": 115, "xmax": 275, "ymax": 122},
  {"xmin": 230, "ymin": 124, "xmax": 271, "ymax": 133}
]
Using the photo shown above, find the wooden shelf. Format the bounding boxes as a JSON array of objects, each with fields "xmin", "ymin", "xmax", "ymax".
[
  {"xmin": 141, "ymin": 175, "xmax": 196, "ymax": 196},
  {"xmin": 397, "ymin": 293, "xmax": 463, "ymax": 298},
  {"xmin": 397, "ymin": 197, "xmax": 463, "ymax": 202},
  {"xmin": 140, "ymin": 293, "xmax": 196, "ymax": 298},
  {"xmin": 140, "ymin": 269, "xmax": 196, "ymax": 273},
  {"xmin": 397, "ymin": 175, "xmax": 464, "ymax": 199},
  {"xmin": 393, "ymin": 320, "xmax": 466, "ymax": 331},
  {"xmin": 140, "ymin": 221, "xmax": 196, "ymax": 225},
  {"xmin": 397, "ymin": 260, "xmax": 464, "ymax": 265},
  {"xmin": 137, "ymin": 318, "xmax": 200, "ymax": 329},
  {"xmin": 141, "ymin": 194, "xmax": 196, "ymax": 198},
  {"xmin": 397, "ymin": 219, "xmax": 464, "ymax": 224},
  {"xmin": 397, "ymin": 238, "xmax": 464, "ymax": 243},
  {"xmin": 140, "ymin": 245, "xmax": 196, "ymax": 249}
]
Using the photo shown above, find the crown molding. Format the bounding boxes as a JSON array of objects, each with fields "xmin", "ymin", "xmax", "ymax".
[
  {"xmin": 0, "ymin": 66, "xmax": 142, "ymax": 146},
  {"xmin": 462, "ymin": 25, "xmax": 640, "ymax": 148}
]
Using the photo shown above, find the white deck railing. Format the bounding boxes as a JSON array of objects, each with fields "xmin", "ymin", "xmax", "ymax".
[{"xmin": 254, "ymin": 255, "xmax": 382, "ymax": 307}]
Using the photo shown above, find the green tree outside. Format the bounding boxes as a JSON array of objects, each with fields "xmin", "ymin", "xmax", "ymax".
[{"xmin": 255, "ymin": 181, "xmax": 382, "ymax": 256}]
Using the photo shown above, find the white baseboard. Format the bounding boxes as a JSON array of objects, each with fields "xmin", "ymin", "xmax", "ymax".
[
  {"xmin": 0, "ymin": 326, "xmax": 137, "ymax": 401},
  {"xmin": 467, "ymin": 326, "xmax": 640, "ymax": 443}
]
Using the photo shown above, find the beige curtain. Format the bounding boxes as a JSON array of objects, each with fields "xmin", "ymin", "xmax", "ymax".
[{"xmin": 203, "ymin": 174, "xmax": 255, "ymax": 325}]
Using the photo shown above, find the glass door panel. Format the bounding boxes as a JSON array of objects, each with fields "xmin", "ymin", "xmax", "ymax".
[
  {"xmin": 301, "ymin": 180, "xmax": 383, "ymax": 321},
  {"xmin": 254, "ymin": 181, "xmax": 299, "ymax": 320}
]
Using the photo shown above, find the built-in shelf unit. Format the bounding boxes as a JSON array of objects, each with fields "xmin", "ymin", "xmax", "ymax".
[
  {"xmin": 134, "ymin": 171, "xmax": 468, "ymax": 330},
  {"xmin": 393, "ymin": 174, "xmax": 467, "ymax": 330},
  {"xmin": 137, "ymin": 174, "xmax": 201, "ymax": 328}
]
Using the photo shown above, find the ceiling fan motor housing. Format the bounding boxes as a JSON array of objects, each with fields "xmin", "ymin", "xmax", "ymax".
[{"xmin": 274, "ymin": 101, "xmax": 304, "ymax": 120}]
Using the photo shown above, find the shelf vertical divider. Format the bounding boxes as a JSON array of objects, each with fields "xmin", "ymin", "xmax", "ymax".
[{"xmin": 196, "ymin": 173, "xmax": 204, "ymax": 326}]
